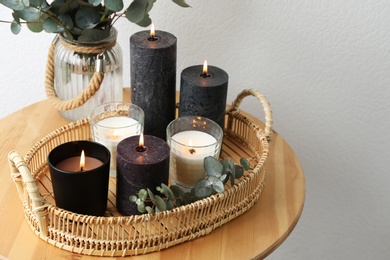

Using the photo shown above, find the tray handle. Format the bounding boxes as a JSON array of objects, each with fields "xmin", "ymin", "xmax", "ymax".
[
  {"xmin": 227, "ymin": 88, "xmax": 273, "ymax": 142},
  {"xmin": 8, "ymin": 151, "xmax": 48, "ymax": 236}
]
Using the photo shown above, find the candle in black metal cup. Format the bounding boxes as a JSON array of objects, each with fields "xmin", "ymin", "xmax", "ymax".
[{"xmin": 48, "ymin": 141, "xmax": 110, "ymax": 216}]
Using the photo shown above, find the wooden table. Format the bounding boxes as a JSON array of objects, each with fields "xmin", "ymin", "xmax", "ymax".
[{"xmin": 0, "ymin": 89, "xmax": 305, "ymax": 260}]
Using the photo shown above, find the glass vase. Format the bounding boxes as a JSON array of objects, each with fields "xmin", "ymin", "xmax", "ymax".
[{"xmin": 53, "ymin": 28, "xmax": 123, "ymax": 121}]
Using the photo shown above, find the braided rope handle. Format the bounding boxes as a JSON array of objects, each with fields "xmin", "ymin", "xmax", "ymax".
[
  {"xmin": 8, "ymin": 151, "xmax": 48, "ymax": 236},
  {"xmin": 227, "ymin": 88, "xmax": 273, "ymax": 141},
  {"xmin": 45, "ymin": 36, "xmax": 107, "ymax": 111}
]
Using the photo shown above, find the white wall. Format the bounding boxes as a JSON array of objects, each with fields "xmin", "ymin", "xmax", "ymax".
[{"xmin": 1, "ymin": 1, "xmax": 390, "ymax": 259}]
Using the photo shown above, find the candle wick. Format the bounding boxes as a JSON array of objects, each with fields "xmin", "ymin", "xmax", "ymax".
[
  {"xmin": 136, "ymin": 146, "xmax": 147, "ymax": 152},
  {"xmin": 200, "ymin": 73, "xmax": 211, "ymax": 78},
  {"xmin": 148, "ymin": 36, "xmax": 158, "ymax": 41},
  {"xmin": 80, "ymin": 166, "xmax": 84, "ymax": 172},
  {"xmin": 189, "ymin": 148, "xmax": 196, "ymax": 154}
]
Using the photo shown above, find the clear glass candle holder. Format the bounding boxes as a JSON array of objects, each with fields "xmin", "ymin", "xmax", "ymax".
[
  {"xmin": 166, "ymin": 116, "xmax": 223, "ymax": 191},
  {"xmin": 90, "ymin": 102, "xmax": 144, "ymax": 177}
]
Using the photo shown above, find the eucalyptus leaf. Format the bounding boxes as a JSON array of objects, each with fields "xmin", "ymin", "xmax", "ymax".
[
  {"xmin": 240, "ymin": 158, "xmax": 250, "ymax": 170},
  {"xmin": 0, "ymin": 0, "xmax": 25, "ymax": 10},
  {"xmin": 204, "ymin": 156, "xmax": 223, "ymax": 177},
  {"xmin": 147, "ymin": 188, "xmax": 155, "ymax": 201},
  {"xmin": 194, "ymin": 178, "xmax": 213, "ymax": 199},
  {"xmin": 77, "ymin": 28, "xmax": 110, "ymax": 42},
  {"xmin": 30, "ymin": 0, "xmax": 45, "ymax": 6},
  {"xmin": 10, "ymin": 21, "xmax": 21, "ymax": 34},
  {"xmin": 58, "ymin": 14, "xmax": 73, "ymax": 29},
  {"xmin": 125, "ymin": 0, "xmax": 147, "ymax": 23},
  {"xmin": 89, "ymin": 0, "xmax": 101, "ymax": 6},
  {"xmin": 138, "ymin": 189, "xmax": 148, "ymax": 200},
  {"xmin": 172, "ymin": 0, "xmax": 190, "ymax": 8},
  {"xmin": 22, "ymin": 0, "xmax": 29, "ymax": 7},
  {"xmin": 166, "ymin": 200, "xmax": 174, "ymax": 210},
  {"xmin": 43, "ymin": 17, "xmax": 60, "ymax": 33},
  {"xmin": 161, "ymin": 183, "xmax": 174, "ymax": 200},
  {"xmin": 75, "ymin": 6, "xmax": 101, "ymax": 29},
  {"xmin": 155, "ymin": 195, "xmax": 167, "ymax": 212},
  {"xmin": 137, "ymin": 201, "xmax": 146, "ymax": 213},
  {"xmin": 104, "ymin": 0, "xmax": 123, "ymax": 12},
  {"xmin": 170, "ymin": 185, "xmax": 185, "ymax": 198},
  {"xmin": 135, "ymin": 13, "xmax": 151, "ymax": 27},
  {"xmin": 15, "ymin": 7, "xmax": 42, "ymax": 22},
  {"xmin": 210, "ymin": 176, "xmax": 224, "ymax": 193},
  {"xmin": 12, "ymin": 13, "xmax": 20, "ymax": 24},
  {"xmin": 145, "ymin": 206, "xmax": 154, "ymax": 214},
  {"xmin": 129, "ymin": 195, "xmax": 138, "ymax": 203},
  {"xmin": 27, "ymin": 21, "xmax": 43, "ymax": 32},
  {"xmin": 234, "ymin": 165, "xmax": 244, "ymax": 179},
  {"xmin": 219, "ymin": 173, "xmax": 229, "ymax": 184}
]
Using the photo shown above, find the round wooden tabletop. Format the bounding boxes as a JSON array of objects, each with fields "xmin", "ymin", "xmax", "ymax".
[{"xmin": 0, "ymin": 89, "xmax": 305, "ymax": 260}]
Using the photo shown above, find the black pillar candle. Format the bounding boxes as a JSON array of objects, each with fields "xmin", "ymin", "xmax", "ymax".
[
  {"xmin": 116, "ymin": 134, "xmax": 170, "ymax": 215},
  {"xmin": 130, "ymin": 28, "xmax": 177, "ymax": 140},
  {"xmin": 48, "ymin": 141, "xmax": 110, "ymax": 216},
  {"xmin": 179, "ymin": 61, "xmax": 229, "ymax": 129}
]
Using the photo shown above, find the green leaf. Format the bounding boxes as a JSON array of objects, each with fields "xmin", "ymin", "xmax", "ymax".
[
  {"xmin": 0, "ymin": 0, "xmax": 25, "ymax": 10},
  {"xmin": 240, "ymin": 158, "xmax": 250, "ymax": 170},
  {"xmin": 137, "ymin": 201, "xmax": 146, "ymax": 212},
  {"xmin": 77, "ymin": 28, "xmax": 110, "ymax": 42},
  {"xmin": 219, "ymin": 173, "xmax": 229, "ymax": 184},
  {"xmin": 234, "ymin": 165, "xmax": 244, "ymax": 179},
  {"xmin": 129, "ymin": 195, "xmax": 138, "ymax": 203},
  {"xmin": 145, "ymin": 206, "xmax": 154, "ymax": 214},
  {"xmin": 10, "ymin": 21, "xmax": 21, "ymax": 34},
  {"xmin": 209, "ymin": 176, "xmax": 224, "ymax": 193},
  {"xmin": 138, "ymin": 189, "xmax": 148, "ymax": 200},
  {"xmin": 147, "ymin": 188, "xmax": 155, "ymax": 201},
  {"xmin": 15, "ymin": 7, "xmax": 42, "ymax": 22},
  {"xmin": 204, "ymin": 156, "xmax": 223, "ymax": 177},
  {"xmin": 75, "ymin": 6, "xmax": 101, "ymax": 29},
  {"xmin": 125, "ymin": 0, "xmax": 147, "ymax": 23},
  {"xmin": 135, "ymin": 13, "xmax": 151, "ymax": 27},
  {"xmin": 30, "ymin": 0, "xmax": 45, "ymax": 6},
  {"xmin": 170, "ymin": 185, "xmax": 185, "ymax": 198},
  {"xmin": 58, "ymin": 14, "xmax": 73, "ymax": 29},
  {"xmin": 172, "ymin": 0, "xmax": 190, "ymax": 8},
  {"xmin": 166, "ymin": 200, "xmax": 174, "ymax": 210},
  {"xmin": 104, "ymin": 0, "xmax": 123, "ymax": 12},
  {"xmin": 89, "ymin": 0, "xmax": 101, "ymax": 6},
  {"xmin": 155, "ymin": 195, "xmax": 167, "ymax": 212},
  {"xmin": 22, "ymin": 0, "xmax": 29, "ymax": 7},
  {"xmin": 161, "ymin": 183, "xmax": 175, "ymax": 201},
  {"xmin": 194, "ymin": 178, "xmax": 213, "ymax": 199},
  {"xmin": 27, "ymin": 21, "xmax": 43, "ymax": 32},
  {"xmin": 43, "ymin": 17, "xmax": 60, "ymax": 33}
]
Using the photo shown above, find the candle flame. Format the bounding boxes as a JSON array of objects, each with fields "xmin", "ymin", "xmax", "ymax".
[
  {"xmin": 80, "ymin": 150, "xmax": 85, "ymax": 172},
  {"xmin": 188, "ymin": 140, "xmax": 196, "ymax": 154},
  {"xmin": 150, "ymin": 23, "xmax": 155, "ymax": 38},
  {"xmin": 139, "ymin": 133, "xmax": 144, "ymax": 147},
  {"xmin": 203, "ymin": 60, "xmax": 208, "ymax": 74}
]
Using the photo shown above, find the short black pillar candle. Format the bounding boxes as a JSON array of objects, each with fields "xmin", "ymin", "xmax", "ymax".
[
  {"xmin": 179, "ymin": 64, "xmax": 229, "ymax": 129},
  {"xmin": 130, "ymin": 29, "xmax": 177, "ymax": 140},
  {"xmin": 116, "ymin": 135, "xmax": 170, "ymax": 215},
  {"xmin": 48, "ymin": 141, "xmax": 110, "ymax": 216}
]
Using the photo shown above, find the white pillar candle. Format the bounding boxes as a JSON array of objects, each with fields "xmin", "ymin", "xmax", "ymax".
[
  {"xmin": 93, "ymin": 117, "xmax": 142, "ymax": 177},
  {"xmin": 169, "ymin": 130, "xmax": 219, "ymax": 188}
]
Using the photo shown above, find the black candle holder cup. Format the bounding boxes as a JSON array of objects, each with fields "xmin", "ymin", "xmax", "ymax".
[{"xmin": 48, "ymin": 141, "xmax": 111, "ymax": 216}]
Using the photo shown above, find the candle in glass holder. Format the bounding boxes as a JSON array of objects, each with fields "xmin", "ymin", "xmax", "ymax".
[
  {"xmin": 116, "ymin": 133, "xmax": 170, "ymax": 215},
  {"xmin": 179, "ymin": 60, "xmax": 228, "ymax": 129},
  {"xmin": 166, "ymin": 116, "xmax": 223, "ymax": 191},
  {"xmin": 48, "ymin": 141, "xmax": 110, "ymax": 216},
  {"xmin": 90, "ymin": 102, "xmax": 144, "ymax": 177}
]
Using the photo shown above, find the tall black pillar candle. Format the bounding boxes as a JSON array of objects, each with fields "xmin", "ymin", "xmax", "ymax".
[
  {"xmin": 116, "ymin": 134, "xmax": 170, "ymax": 215},
  {"xmin": 179, "ymin": 61, "xmax": 229, "ymax": 129},
  {"xmin": 130, "ymin": 27, "xmax": 177, "ymax": 140}
]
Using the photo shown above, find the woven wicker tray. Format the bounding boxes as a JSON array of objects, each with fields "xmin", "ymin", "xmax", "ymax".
[{"xmin": 8, "ymin": 88, "xmax": 272, "ymax": 257}]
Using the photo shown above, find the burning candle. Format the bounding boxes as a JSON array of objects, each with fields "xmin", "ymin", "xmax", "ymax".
[
  {"xmin": 90, "ymin": 102, "xmax": 144, "ymax": 177},
  {"xmin": 116, "ymin": 133, "xmax": 170, "ymax": 215},
  {"xmin": 48, "ymin": 141, "xmax": 110, "ymax": 216},
  {"xmin": 166, "ymin": 116, "xmax": 223, "ymax": 191},
  {"xmin": 179, "ymin": 60, "xmax": 229, "ymax": 129},
  {"xmin": 130, "ymin": 24, "xmax": 177, "ymax": 140}
]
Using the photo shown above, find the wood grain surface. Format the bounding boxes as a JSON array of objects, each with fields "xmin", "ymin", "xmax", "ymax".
[{"xmin": 0, "ymin": 89, "xmax": 305, "ymax": 260}]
